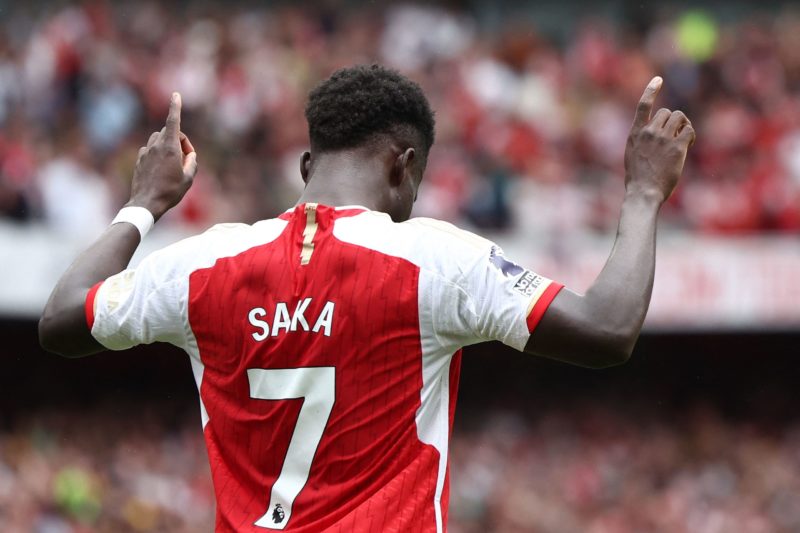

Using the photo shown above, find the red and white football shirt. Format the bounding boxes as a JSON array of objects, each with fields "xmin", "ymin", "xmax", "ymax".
[{"xmin": 86, "ymin": 204, "xmax": 563, "ymax": 532}]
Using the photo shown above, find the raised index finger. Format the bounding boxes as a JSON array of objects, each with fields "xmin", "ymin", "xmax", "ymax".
[
  {"xmin": 164, "ymin": 92, "xmax": 182, "ymax": 140},
  {"xmin": 632, "ymin": 76, "xmax": 663, "ymax": 130}
]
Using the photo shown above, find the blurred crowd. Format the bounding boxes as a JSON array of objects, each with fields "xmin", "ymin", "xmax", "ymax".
[
  {"xmin": 1, "ymin": 2, "xmax": 800, "ymax": 239},
  {"xmin": 449, "ymin": 407, "xmax": 800, "ymax": 533},
  {"xmin": 0, "ymin": 406, "xmax": 214, "ymax": 533},
  {"xmin": 2, "ymin": 403, "xmax": 800, "ymax": 532}
]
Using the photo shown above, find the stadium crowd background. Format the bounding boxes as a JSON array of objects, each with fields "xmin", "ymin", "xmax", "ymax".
[
  {"xmin": 2, "ymin": 1, "xmax": 800, "ymax": 532},
  {"xmin": 2, "ymin": 1, "xmax": 800, "ymax": 237},
  {"xmin": 3, "ymin": 401, "xmax": 800, "ymax": 532}
]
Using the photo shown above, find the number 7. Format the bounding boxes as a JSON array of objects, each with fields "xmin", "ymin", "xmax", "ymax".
[{"xmin": 247, "ymin": 367, "xmax": 336, "ymax": 529}]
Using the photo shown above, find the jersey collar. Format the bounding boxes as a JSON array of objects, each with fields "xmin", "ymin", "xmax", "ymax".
[{"xmin": 284, "ymin": 204, "xmax": 371, "ymax": 213}]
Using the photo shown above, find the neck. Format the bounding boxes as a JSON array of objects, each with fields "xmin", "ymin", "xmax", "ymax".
[{"xmin": 296, "ymin": 151, "xmax": 389, "ymax": 211}]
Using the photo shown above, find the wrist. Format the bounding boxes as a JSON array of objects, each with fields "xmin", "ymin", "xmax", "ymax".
[
  {"xmin": 112, "ymin": 206, "xmax": 155, "ymax": 239},
  {"xmin": 125, "ymin": 198, "xmax": 166, "ymax": 222},
  {"xmin": 623, "ymin": 186, "xmax": 665, "ymax": 210}
]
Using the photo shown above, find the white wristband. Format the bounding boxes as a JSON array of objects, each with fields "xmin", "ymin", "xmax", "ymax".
[{"xmin": 111, "ymin": 206, "xmax": 155, "ymax": 239}]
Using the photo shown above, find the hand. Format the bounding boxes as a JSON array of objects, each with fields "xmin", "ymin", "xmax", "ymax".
[
  {"xmin": 128, "ymin": 92, "xmax": 198, "ymax": 221},
  {"xmin": 624, "ymin": 77, "xmax": 695, "ymax": 205}
]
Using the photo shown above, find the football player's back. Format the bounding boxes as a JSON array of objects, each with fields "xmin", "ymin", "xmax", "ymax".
[{"xmin": 191, "ymin": 203, "xmax": 444, "ymax": 532}]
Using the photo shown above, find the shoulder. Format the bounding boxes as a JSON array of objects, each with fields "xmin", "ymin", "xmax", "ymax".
[
  {"xmin": 334, "ymin": 212, "xmax": 494, "ymax": 277},
  {"xmin": 140, "ymin": 218, "xmax": 289, "ymax": 280},
  {"xmin": 402, "ymin": 217, "xmax": 494, "ymax": 252},
  {"xmin": 164, "ymin": 219, "xmax": 286, "ymax": 252}
]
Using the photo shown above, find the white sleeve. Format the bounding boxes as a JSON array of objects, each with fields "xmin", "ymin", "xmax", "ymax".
[
  {"xmin": 432, "ymin": 241, "xmax": 563, "ymax": 352},
  {"xmin": 85, "ymin": 220, "xmax": 289, "ymax": 352},
  {"xmin": 87, "ymin": 239, "xmax": 195, "ymax": 351}
]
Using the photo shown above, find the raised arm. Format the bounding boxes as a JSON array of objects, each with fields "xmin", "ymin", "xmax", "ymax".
[
  {"xmin": 525, "ymin": 77, "xmax": 695, "ymax": 368},
  {"xmin": 38, "ymin": 93, "xmax": 198, "ymax": 357}
]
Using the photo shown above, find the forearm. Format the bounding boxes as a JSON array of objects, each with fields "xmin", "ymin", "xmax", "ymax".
[
  {"xmin": 527, "ymin": 191, "xmax": 661, "ymax": 367},
  {"xmin": 584, "ymin": 190, "xmax": 661, "ymax": 352},
  {"xmin": 38, "ymin": 223, "xmax": 141, "ymax": 356}
]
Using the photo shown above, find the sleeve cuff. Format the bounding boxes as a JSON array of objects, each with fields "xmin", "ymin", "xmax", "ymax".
[
  {"xmin": 526, "ymin": 282, "xmax": 564, "ymax": 332},
  {"xmin": 85, "ymin": 282, "xmax": 103, "ymax": 330}
]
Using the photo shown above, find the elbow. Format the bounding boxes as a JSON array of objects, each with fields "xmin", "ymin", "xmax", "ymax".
[
  {"xmin": 588, "ymin": 327, "xmax": 638, "ymax": 368},
  {"xmin": 38, "ymin": 312, "xmax": 75, "ymax": 358},
  {"xmin": 609, "ymin": 345, "xmax": 634, "ymax": 367},
  {"xmin": 588, "ymin": 343, "xmax": 633, "ymax": 368},
  {"xmin": 38, "ymin": 289, "xmax": 100, "ymax": 358},
  {"xmin": 538, "ymin": 331, "xmax": 635, "ymax": 369},
  {"xmin": 38, "ymin": 313, "xmax": 61, "ymax": 355},
  {"xmin": 573, "ymin": 322, "xmax": 637, "ymax": 368}
]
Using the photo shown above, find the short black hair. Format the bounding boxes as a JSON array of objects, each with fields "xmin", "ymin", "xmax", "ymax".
[{"xmin": 305, "ymin": 64, "xmax": 435, "ymax": 156}]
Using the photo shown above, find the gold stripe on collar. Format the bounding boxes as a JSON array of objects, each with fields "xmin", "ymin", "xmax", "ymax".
[{"xmin": 300, "ymin": 203, "xmax": 319, "ymax": 265}]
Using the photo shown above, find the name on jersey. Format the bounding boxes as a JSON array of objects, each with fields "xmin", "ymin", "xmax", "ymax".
[
  {"xmin": 513, "ymin": 270, "xmax": 545, "ymax": 297},
  {"xmin": 248, "ymin": 298, "xmax": 335, "ymax": 341}
]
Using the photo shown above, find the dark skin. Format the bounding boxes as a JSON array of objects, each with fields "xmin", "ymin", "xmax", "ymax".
[
  {"xmin": 297, "ymin": 138, "xmax": 421, "ymax": 222},
  {"xmin": 40, "ymin": 77, "xmax": 695, "ymax": 368}
]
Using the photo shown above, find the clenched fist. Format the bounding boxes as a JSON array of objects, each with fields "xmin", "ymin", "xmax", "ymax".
[
  {"xmin": 624, "ymin": 77, "xmax": 695, "ymax": 205},
  {"xmin": 128, "ymin": 92, "xmax": 198, "ymax": 221}
]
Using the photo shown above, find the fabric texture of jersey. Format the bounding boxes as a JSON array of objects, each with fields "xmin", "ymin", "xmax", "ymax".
[{"xmin": 87, "ymin": 204, "xmax": 563, "ymax": 533}]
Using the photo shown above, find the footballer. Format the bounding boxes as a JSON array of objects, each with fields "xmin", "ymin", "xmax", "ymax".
[{"xmin": 39, "ymin": 65, "xmax": 694, "ymax": 532}]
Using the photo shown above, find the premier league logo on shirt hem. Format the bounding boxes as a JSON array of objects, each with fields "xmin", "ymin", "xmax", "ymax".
[{"xmin": 272, "ymin": 503, "xmax": 285, "ymax": 523}]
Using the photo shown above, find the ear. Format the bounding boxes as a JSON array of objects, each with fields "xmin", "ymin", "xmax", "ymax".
[
  {"xmin": 300, "ymin": 151, "xmax": 312, "ymax": 184},
  {"xmin": 391, "ymin": 148, "xmax": 416, "ymax": 186}
]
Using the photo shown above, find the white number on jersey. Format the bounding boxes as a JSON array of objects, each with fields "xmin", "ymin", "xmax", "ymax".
[{"xmin": 247, "ymin": 367, "xmax": 336, "ymax": 529}]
